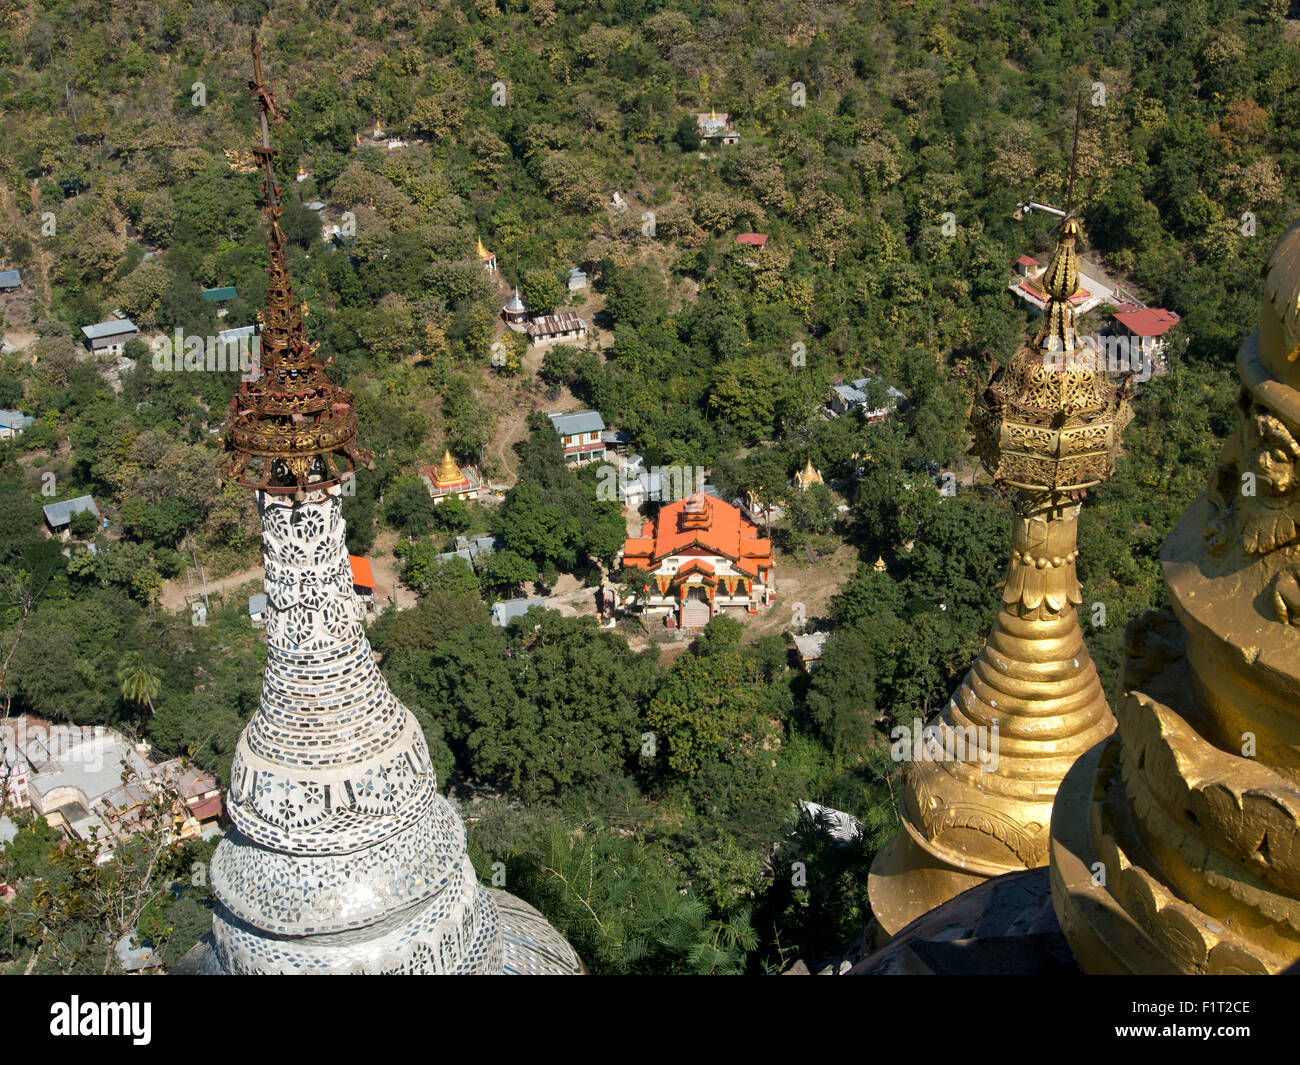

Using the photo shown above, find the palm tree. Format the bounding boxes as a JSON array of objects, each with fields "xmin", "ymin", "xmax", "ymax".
[{"xmin": 116, "ymin": 652, "xmax": 161, "ymax": 717}]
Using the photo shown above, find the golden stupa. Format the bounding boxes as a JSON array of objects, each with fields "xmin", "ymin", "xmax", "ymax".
[
  {"xmin": 868, "ymin": 214, "xmax": 1132, "ymax": 938},
  {"xmin": 1050, "ymin": 215, "xmax": 1300, "ymax": 974},
  {"xmin": 795, "ymin": 458, "xmax": 824, "ymax": 490},
  {"xmin": 431, "ymin": 448, "xmax": 470, "ymax": 490}
]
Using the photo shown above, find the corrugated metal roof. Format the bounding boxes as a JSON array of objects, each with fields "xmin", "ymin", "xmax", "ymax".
[
  {"xmin": 202, "ymin": 286, "xmax": 237, "ymax": 301},
  {"xmin": 0, "ymin": 270, "xmax": 21, "ymax": 288},
  {"xmin": 527, "ymin": 312, "xmax": 586, "ymax": 338},
  {"xmin": 491, "ymin": 598, "xmax": 546, "ymax": 626},
  {"xmin": 81, "ymin": 319, "xmax": 138, "ymax": 340},
  {"xmin": 1111, "ymin": 306, "xmax": 1180, "ymax": 338},
  {"xmin": 548, "ymin": 410, "xmax": 605, "ymax": 436},
  {"xmin": 42, "ymin": 495, "xmax": 99, "ymax": 527}
]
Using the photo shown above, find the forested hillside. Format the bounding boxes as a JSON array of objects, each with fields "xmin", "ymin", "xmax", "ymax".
[{"xmin": 0, "ymin": 0, "xmax": 1293, "ymax": 972}]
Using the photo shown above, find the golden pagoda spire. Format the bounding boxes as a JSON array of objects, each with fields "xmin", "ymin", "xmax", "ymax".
[
  {"xmin": 476, "ymin": 236, "xmax": 490, "ymax": 260},
  {"xmin": 219, "ymin": 33, "xmax": 372, "ymax": 498},
  {"xmin": 869, "ymin": 192, "xmax": 1132, "ymax": 936},
  {"xmin": 1050, "ymin": 212, "xmax": 1300, "ymax": 975},
  {"xmin": 437, "ymin": 449, "xmax": 459, "ymax": 481}
]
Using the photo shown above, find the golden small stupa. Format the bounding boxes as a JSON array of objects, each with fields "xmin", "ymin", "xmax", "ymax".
[
  {"xmin": 1050, "ymin": 214, "xmax": 1300, "ymax": 974},
  {"xmin": 431, "ymin": 449, "xmax": 470, "ymax": 491},
  {"xmin": 868, "ymin": 211, "xmax": 1132, "ymax": 938},
  {"xmin": 795, "ymin": 458, "xmax": 824, "ymax": 490},
  {"xmin": 874, "ymin": 556, "xmax": 887, "ymax": 573}
]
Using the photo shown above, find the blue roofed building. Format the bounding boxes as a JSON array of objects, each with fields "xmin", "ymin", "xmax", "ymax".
[
  {"xmin": 548, "ymin": 410, "xmax": 607, "ymax": 466},
  {"xmin": 42, "ymin": 495, "xmax": 99, "ymax": 538},
  {"xmin": 828, "ymin": 377, "xmax": 904, "ymax": 421},
  {"xmin": 80, "ymin": 319, "xmax": 138, "ymax": 356},
  {"xmin": 491, "ymin": 598, "xmax": 546, "ymax": 628},
  {"xmin": 0, "ymin": 409, "xmax": 33, "ymax": 440}
]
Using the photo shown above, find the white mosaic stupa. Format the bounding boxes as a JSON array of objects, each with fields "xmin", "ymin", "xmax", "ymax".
[{"xmin": 195, "ymin": 36, "xmax": 581, "ymax": 976}]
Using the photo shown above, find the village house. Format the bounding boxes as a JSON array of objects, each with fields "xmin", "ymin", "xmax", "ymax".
[
  {"xmin": 618, "ymin": 457, "xmax": 662, "ymax": 509},
  {"xmin": 1, "ymin": 735, "xmax": 30, "ymax": 810},
  {"xmin": 80, "ymin": 319, "xmax": 138, "ymax": 356},
  {"xmin": 0, "ymin": 269, "xmax": 22, "ymax": 291},
  {"xmin": 350, "ymin": 555, "xmax": 377, "ymax": 614},
  {"xmin": 435, "ymin": 533, "xmax": 504, "ymax": 568},
  {"xmin": 217, "ymin": 323, "xmax": 258, "ymax": 362},
  {"xmin": 6, "ymin": 717, "xmax": 223, "ymax": 862},
  {"xmin": 1106, "ymin": 304, "xmax": 1181, "ymax": 374},
  {"xmin": 828, "ymin": 377, "xmax": 905, "ymax": 420},
  {"xmin": 696, "ymin": 109, "xmax": 740, "ymax": 146},
  {"xmin": 527, "ymin": 311, "xmax": 588, "ymax": 346},
  {"xmin": 248, "ymin": 592, "xmax": 268, "ymax": 628},
  {"xmin": 202, "ymin": 286, "xmax": 237, "ymax": 318},
  {"xmin": 420, "ymin": 450, "xmax": 487, "ymax": 503},
  {"xmin": 491, "ymin": 598, "xmax": 546, "ymax": 628},
  {"xmin": 792, "ymin": 630, "xmax": 831, "ymax": 674},
  {"xmin": 152, "ymin": 758, "xmax": 224, "ymax": 839},
  {"xmin": 548, "ymin": 410, "xmax": 607, "ymax": 466},
  {"xmin": 43, "ymin": 495, "xmax": 99, "ymax": 539},
  {"xmin": 615, "ymin": 454, "xmax": 708, "ymax": 509},
  {"xmin": 0, "ymin": 409, "xmax": 33, "ymax": 440},
  {"xmin": 567, "ymin": 267, "xmax": 588, "ymax": 291},
  {"xmin": 601, "ymin": 428, "xmax": 632, "ymax": 455},
  {"xmin": 735, "ymin": 232, "xmax": 768, "ymax": 267},
  {"xmin": 622, "ymin": 493, "xmax": 775, "ymax": 629}
]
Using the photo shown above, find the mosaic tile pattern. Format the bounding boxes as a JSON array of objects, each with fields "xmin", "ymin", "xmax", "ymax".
[{"xmin": 206, "ymin": 486, "xmax": 580, "ymax": 974}]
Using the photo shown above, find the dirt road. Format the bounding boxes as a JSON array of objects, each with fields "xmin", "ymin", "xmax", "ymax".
[{"xmin": 157, "ymin": 534, "xmax": 418, "ymax": 614}]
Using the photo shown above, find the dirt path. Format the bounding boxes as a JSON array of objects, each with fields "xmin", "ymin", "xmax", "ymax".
[
  {"xmin": 159, "ymin": 565, "xmax": 263, "ymax": 612},
  {"xmin": 522, "ymin": 572, "xmax": 599, "ymax": 617},
  {"xmin": 157, "ymin": 536, "xmax": 418, "ymax": 614},
  {"xmin": 484, "ymin": 373, "xmax": 589, "ymax": 484},
  {"xmin": 370, "ymin": 529, "xmax": 418, "ymax": 611}
]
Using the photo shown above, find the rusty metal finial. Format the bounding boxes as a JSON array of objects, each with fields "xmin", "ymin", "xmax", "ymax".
[{"xmin": 219, "ymin": 33, "xmax": 373, "ymax": 497}]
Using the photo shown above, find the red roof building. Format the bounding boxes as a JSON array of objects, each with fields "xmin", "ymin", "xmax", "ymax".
[
  {"xmin": 1015, "ymin": 254, "xmax": 1040, "ymax": 277},
  {"xmin": 1110, "ymin": 305, "xmax": 1180, "ymax": 338},
  {"xmin": 735, "ymin": 233, "xmax": 769, "ymax": 247},
  {"xmin": 349, "ymin": 555, "xmax": 376, "ymax": 592},
  {"xmin": 622, "ymin": 494, "xmax": 775, "ymax": 628}
]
